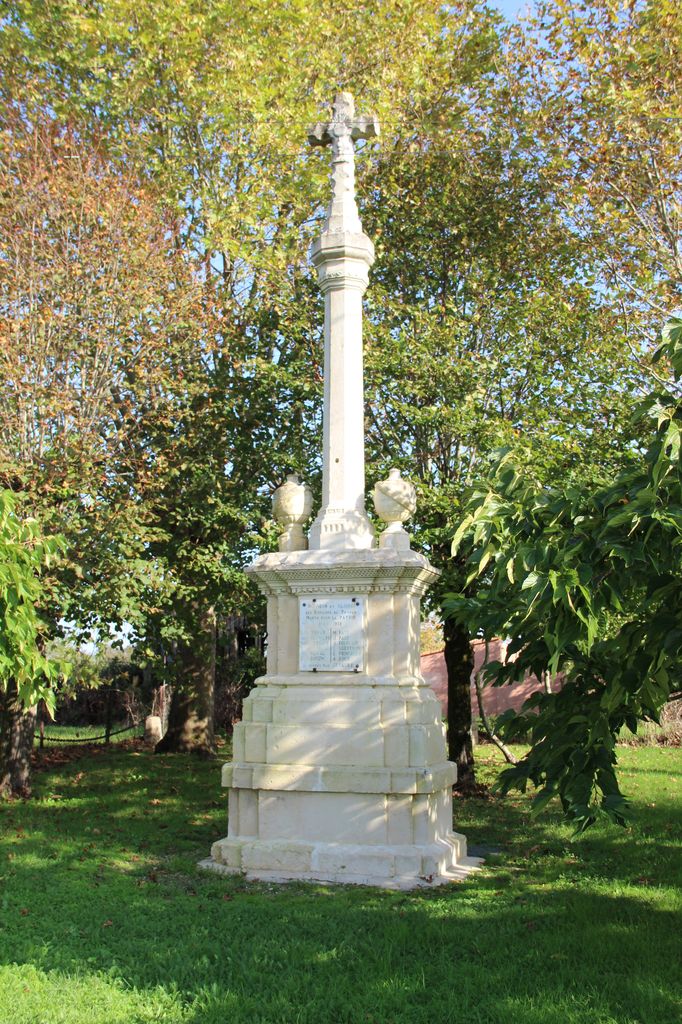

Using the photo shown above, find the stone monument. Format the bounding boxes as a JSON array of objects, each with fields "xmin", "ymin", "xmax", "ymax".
[{"xmin": 203, "ymin": 93, "xmax": 480, "ymax": 887}]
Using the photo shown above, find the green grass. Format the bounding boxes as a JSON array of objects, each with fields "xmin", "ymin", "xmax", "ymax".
[
  {"xmin": 35, "ymin": 723, "xmax": 143, "ymax": 746},
  {"xmin": 0, "ymin": 743, "xmax": 680, "ymax": 1024}
]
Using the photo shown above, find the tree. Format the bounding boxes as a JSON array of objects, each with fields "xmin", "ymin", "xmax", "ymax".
[
  {"xmin": 0, "ymin": 105, "xmax": 199, "ymax": 616},
  {"xmin": 362, "ymin": 11, "xmax": 647, "ymax": 784},
  {"xmin": 129, "ymin": 346, "xmax": 259, "ymax": 755},
  {"xmin": 0, "ymin": 106, "xmax": 230, "ymax": 754},
  {"xmin": 503, "ymin": 0, "xmax": 681, "ymax": 350},
  {"xmin": 0, "ymin": 491, "xmax": 66, "ymax": 796},
  {"xmin": 446, "ymin": 315, "xmax": 682, "ymax": 829},
  {"xmin": 0, "ymin": 0, "xmax": 467, "ymax": 749},
  {"xmin": 3, "ymin": 0, "xmax": 676, "ymax": 772}
]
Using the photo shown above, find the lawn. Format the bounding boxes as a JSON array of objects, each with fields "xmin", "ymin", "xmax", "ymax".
[
  {"xmin": 35, "ymin": 724, "xmax": 143, "ymax": 747},
  {"xmin": 0, "ymin": 742, "xmax": 680, "ymax": 1024}
]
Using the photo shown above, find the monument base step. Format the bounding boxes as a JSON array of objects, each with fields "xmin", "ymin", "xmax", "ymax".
[{"xmin": 200, "ymin": 834, "xmax": 482, "ymax": 890}]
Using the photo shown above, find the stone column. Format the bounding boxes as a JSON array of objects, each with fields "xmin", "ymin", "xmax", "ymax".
[{"xmin": 308, "ymin": 231, "xmax": 375, "ymax": 550}]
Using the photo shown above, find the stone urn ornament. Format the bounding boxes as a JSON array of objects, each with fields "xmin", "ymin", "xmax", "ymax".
[
  {"xmin": 372, "ymin": 468, "xmax": 417, "ymax": 550},
  {"xmin": 272, "ymin": 474, "xmax": 313, "ymax": 552}
]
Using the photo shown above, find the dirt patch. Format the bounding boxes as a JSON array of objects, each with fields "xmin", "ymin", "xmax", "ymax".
[{"xmin": 32, "ymin": 738, "xmax": 145, "ymax": 773}]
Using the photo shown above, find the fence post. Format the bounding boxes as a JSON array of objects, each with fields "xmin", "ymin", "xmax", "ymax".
[{"xmin": 105, "ymin": 687, "xmax": 114, "ymax": 745}]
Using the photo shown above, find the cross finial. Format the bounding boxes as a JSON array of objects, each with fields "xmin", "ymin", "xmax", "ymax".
[{"xmin": 308, "ymin": 92, "xmax": 380, "ymax": 233}]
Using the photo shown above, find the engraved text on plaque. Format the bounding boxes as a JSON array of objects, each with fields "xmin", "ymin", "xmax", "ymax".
[{"xmin": 299, "ymin": 597, "xmax": 365, "ymax": 672}]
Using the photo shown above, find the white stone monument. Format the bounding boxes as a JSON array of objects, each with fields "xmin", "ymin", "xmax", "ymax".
[{"xmin": 203, "ymin": 93, "xmax": 480, "ymax": 887}]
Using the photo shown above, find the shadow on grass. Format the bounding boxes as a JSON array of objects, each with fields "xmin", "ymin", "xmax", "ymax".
[{"xmin": 0, "ymin": 746, "xmax": 680, "ymax": 1024}]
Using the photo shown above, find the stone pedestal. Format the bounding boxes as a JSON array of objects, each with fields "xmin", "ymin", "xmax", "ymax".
[{"xmin": 203, "ymin": 550, "xmax": 480, "ymax": 887}]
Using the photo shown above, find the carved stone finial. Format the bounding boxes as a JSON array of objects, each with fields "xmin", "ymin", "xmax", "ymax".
[
  {"xmin": 372, "ymin": 469, "xmax": 417, "ymax": 551},
  {"xmin": 308, "ymin": 92, "xmax": 380, "ymax": 234},
  {"xmin": 272, "ymin": 474, "xmax": 313, "ymax": 552}
]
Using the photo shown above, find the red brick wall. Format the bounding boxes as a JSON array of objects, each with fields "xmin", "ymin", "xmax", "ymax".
[{"xmin": 421, "ymin": 639, "xmax": 556, "ymax": 718}]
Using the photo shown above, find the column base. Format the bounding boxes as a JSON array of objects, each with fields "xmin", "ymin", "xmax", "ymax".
[
  {"xmin": 307, "ymin": 507, "xmax": 376, "ymax": 551},
  {"xmin": 200, "ymin": 833, "xmax": 481, "ymax": 890}
]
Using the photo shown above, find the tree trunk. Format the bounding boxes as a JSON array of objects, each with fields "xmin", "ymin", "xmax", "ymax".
[
  {"xmin": 443, "ymin": 616, "xmax": 475, "ymax": 789},
  {"xmin": 473, "ymin": 644, "xmax": 518, "ymax": 766},
  {"xmin": 0, "ymin": 682, "xmax": 37, "ymax": 798},
  {"xmin": 156, "ymin": 604, "xmax": 216, "ymax": 756}
]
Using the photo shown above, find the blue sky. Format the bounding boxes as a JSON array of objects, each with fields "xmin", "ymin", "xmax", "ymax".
[{"xmin": 489, "ymin": 0, "xmax": 535, "ymax": 20}]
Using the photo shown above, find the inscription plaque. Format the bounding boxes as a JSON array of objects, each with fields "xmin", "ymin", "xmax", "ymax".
[{"xmin": 299, "ymin": 596, "xmax": 365, "ymax": 672}]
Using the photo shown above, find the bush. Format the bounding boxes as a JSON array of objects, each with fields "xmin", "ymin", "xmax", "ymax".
[
  {"xmin": 618, "ymin": 700, "xmax": 682, "ymax": 747},
  {"xmin": 215, "ymin": 648, "xmax": 266, "ymax": 734}
]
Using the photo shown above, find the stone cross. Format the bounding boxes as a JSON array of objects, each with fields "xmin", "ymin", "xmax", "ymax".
[
  {"xmin": 306, "ymin": 92, "xmax": 380, "ymax": 550},
  {"xmin": 206, "ymin": 87, "xmax": 479, "ymax": 890},
  {"xmin": 308, "ymin": 92, "xmax": 379, "ymax": 234}
]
